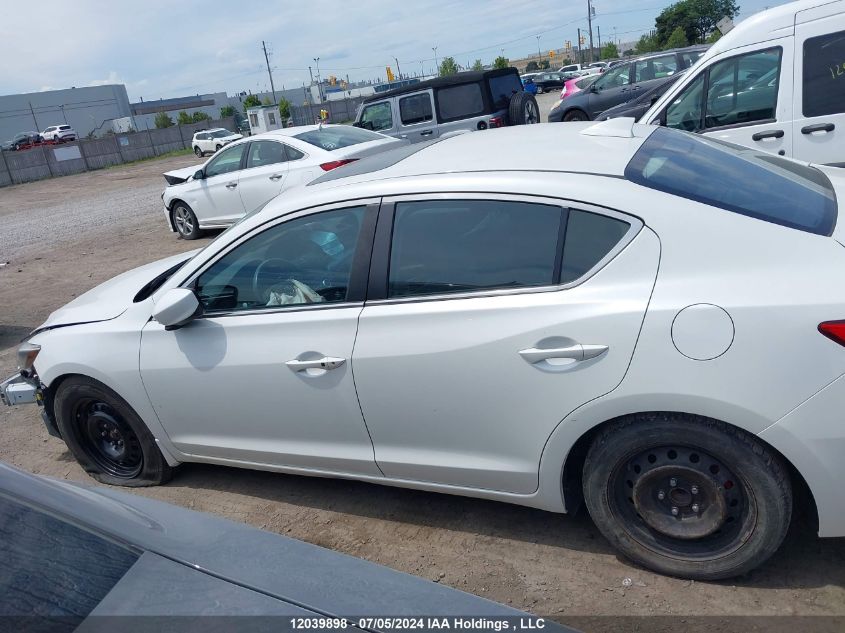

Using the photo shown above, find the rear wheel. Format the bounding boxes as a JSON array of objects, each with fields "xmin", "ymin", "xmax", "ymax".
[
  {"xmin": 194, "ymin": 146, "xmax": 203, "ymax": 157},
  {"xmin": 54, "ymin": 376, "xmax": 172, "ymax": 487},
  {"xmin": 508, "ymin": 92, "xmax": 541, "ymax": 125},
  {"xmin": 583, "ymin": 414, "xmax": 792, "ymax": 580},
  {"xmin": 172, "ymin": 202, "xmax": 201, "ymax": 240},
  {"xmin": 215, "ymin": 144, "xmax": 222, "ymax": 151},
  {"xmin": 563, "ymin": 109, "xmax": 589, "ymax": 122},
  {"xmin": 536, "ymin": 85, "xmax": 544, "ymax": 94}
]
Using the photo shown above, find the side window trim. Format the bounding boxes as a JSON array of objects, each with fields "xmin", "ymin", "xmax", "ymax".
[
  {"xmin": 399, "ymin": 91, "xmax": 434, "ymax": 127},
  {"xmin": 366, "ymin": 193, "xmax": 642, "ymax": 305},
  {"xmin": 243, "ymin": 140, "xmax": 290, "ymax": 171}
]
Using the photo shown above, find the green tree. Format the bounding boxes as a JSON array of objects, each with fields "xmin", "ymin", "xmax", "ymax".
[
  {"xmin": 192, "ymin": 111, "xmax": 211, "ymax": 123},
  {"xmin": 219, "ymin": 105, "xmax": 235, "ymax": 118},
  {"xmin": 665, "ymin": 26, "xmax": 689, "ymax": 49},
  {"xmin": 242, "ymin": 94, "xmax": 261, "ymax": 111},
  {"xmin": 538, "ymin": 59, "xmax": 550, "ymax": 69},
  {"xmin": 525, "ymin": 60, "xmax": 539, "ymax": 72},
  {"xmin": 154, "ymin": 112, "xmax": 174, "ymax": 128},
  {"xmin": 278, "ymin": 97, "xmax": 291, "ymax": 120},
  {"xmin": 438, "ymin": 56, "xmax": 459, "ymax": 76},
  {"xmin": 261, "ymin": 96, "xmax": 273, "ymax": 106},
  {"xmin": 706, "ymin": 29, "xmax": 722, "ymax": 44},
  {"xmin": 601, "ymin": 42, "xmax": 619, "ymax": 60},
  {"xmin": 492, "ymin": 56, "xmax": 509, "ymax": 70},
  {"xmin": 655, "ymin": 0, "xmax": 739, "ymax": 46},
  {"xmin": 176, "ymin": 111, "xmax": 192, "ymax": 125},
  {"xmin": 472, "ymin": 59, "xmax": 484, "ymax": 71},
  {"xmin": 635, "ymin": 31, "xmax": 661, "ymax": 54}
]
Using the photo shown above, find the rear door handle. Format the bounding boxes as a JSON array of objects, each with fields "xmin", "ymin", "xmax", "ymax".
[
  {"xmin": 268, "ymin": 173, "xmax": 284, "ymax": 181},
  {"xmin": 801, "ymin": 123, "xmax": 835, "ymax": 135},
  {"xmin": 518, "ymin": 344, "xmax": 608, "ymax": 364},
  {"xmin": 285, "ymin": 356, "xmax": 346, "ymax": 372},
  {"xmin": 751, "ymin": 129, "xmax": 784, "ymax": 141},
  {"xmin": 225, "ymin": 182, "xmax": 238, "ymax": 189},
  {"xmin": 420, "ymin": 130, "xmax": 433, "ymax": 136}
]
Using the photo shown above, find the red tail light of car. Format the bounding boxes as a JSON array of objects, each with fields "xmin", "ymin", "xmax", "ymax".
[
  {"xmin": 488, "ymin": 117, "xmax": 505, "ymax": 128},
  {"xmin": 819, "ymin": 321, "xmax": 845, "ymax": 347},
  {"xmin": 319, "ymin": 159, "xmax": 358, "ymax": 172}
]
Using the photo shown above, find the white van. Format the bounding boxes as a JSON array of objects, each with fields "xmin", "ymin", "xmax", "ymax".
[{"xmin": 641, "ymin": 0, "xmax": 845, "ymax": 166}]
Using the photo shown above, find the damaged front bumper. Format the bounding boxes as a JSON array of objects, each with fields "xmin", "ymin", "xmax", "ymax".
[{"xmin": 0, "ymin": 372, "xmax": 40, "ymax": 406}]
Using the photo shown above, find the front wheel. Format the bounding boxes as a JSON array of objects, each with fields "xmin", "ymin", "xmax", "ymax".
[
  {"xmin": 54, "ymin": 376, "xmax": 172, "ymax": 487},
  {"xmin": 563, "ymin": 109, "xmax": 589, "ymax": 122},
  {"xmin": 215, "ymin": 144, "xmax": 222, "ymax": 151},
  {"xmin": 194, "ymin": 146, "xmax": 203, "ymax": 157},
  {"xmin": 583, "ymin": 414, "xmax": 792, "ymax": 580},
  {"xmin": 172, "ymin": 202, "xmax": 201, "ymax": 240}
]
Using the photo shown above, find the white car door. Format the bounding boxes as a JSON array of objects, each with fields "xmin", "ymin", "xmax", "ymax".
[
  {"xmin": 792, "ymin": 10, "xmax": 845, "ymax": 166},
  {"xmin": 191, "ymin": 142, "xmax": 247, "ymax": 226},
  {"xmin": 352, "ymin": 195, "xmax": 659, "ymax": 493},
  {"xmin": 237, "ymin": 140, "xmax": 290, "ymax": 214},
  {"xmin": 661, "ymin": 43, "xmax": 794, "ymax": 158},
  {"xmin": 140, "ymin": 203, "xmax": 381, "ymax": 475}
]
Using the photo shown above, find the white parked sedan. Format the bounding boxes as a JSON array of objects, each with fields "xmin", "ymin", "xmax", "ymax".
[
  {"xmin": 190, "ymin": 128, "xmax": 242, "ymax": 157},
  {"xmin": 163, "ymin": 125, "xmax": 407, "ymax": 239},
  {"xmin": 4, "ymin": 120, "xmax": 845, "ymax": 580}
]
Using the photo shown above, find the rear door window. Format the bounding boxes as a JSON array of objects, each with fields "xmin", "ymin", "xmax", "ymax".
[
  {"xmin": 399, "ymin": 93, "xmax": 434, "ymax": 125},
  {"xmin": 803, "ymin": 29, "xmax": 845, "ymax": 117},
  {"xmin": 561, "ymin": 210, "xmax": 631, "ymax": 283},
  {"xmin": 246, "ymin": 140, "xmax": 288, "ymax": 168},
  {"xmin": 635, "ymin": 54, "xmax": 678, "ymax": 82},
  {"xmin": 625, "ymin": 127, "xmax": 837, "ymax": 235},
  {"xmin": 435, "ymin": 83, "xmax": 485, "ymax": 121}
]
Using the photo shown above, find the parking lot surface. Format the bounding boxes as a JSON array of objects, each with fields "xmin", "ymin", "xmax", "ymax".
[{"xmin": 1, "ymin": 144, "xmax": 844, "ymax": 632}]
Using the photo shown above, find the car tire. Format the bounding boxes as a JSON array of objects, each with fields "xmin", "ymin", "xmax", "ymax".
[
  {"xmin": 215, "ymin": 144, "xmax": 222, "ymax": 152},
  {"xmin": 582, "ymin": 414, "xmax": 792, "ymax": 580},
  {"xmin": 54, "ymin": 376, "xmax": 173, "ymax": 487},
  {"xmin": 194, "ymin": 146, "xmax": 203, "ymax": 157},
  {"xmin": 171, "ymin": 202, "xmax": 201, "ymax": 240},
  {"xmin": 508, "ymin": 92, "xmax": 541, "ymax": 125},
  {"xmin": 53, "ymin": 134, "xmax": 59, "ymax": 141},
  {"xmin": 563, "ymin": 109, "xmax": 590, "ymax": 122},
  {"xmin": 536, "ymin": 85, "xmax": 544, "ymax": 94}
]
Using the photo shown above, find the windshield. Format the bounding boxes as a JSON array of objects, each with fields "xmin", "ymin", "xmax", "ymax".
[
  {"xmin": 209, "ymin": 129, "xmax": 233, "ymax": 138},
  {"xmin": 294, "ymin": 126, "xmax": 386, "ymax": 151}
]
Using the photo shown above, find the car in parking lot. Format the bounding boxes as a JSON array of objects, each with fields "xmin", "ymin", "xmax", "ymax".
[
  {"xmin": 597, "ymin": 71, "xmax": 687, "ymax": 121},
  {"xmin": 162, "ymin": 124, "xmax": 407, "ymax": 239},
  {"xmin": 353, "ymin": 68, "xmax": 539, "ymax": 142},
  {"xmin": 191, "ymin": 127, "xmax": 242, "ymax": 156},
  {"xmin": 40, "ymin": 124, "xmax": 77, "ymax": 142},
  {"xmin": 5, "ymin": 119, "xmax": 845, "ymax": 581},
  {"xmin": 549, "ymin": 46, "xmax": 707, "ymax": 122},
  {"xmin": 531, "ymin": 72, "xmax": 568, "ymax": 94},
  {"xmin": 1, "ymin": 131, "xmax": 42, "ymax": 151}
]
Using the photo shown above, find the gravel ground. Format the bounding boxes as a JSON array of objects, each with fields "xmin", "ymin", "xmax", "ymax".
[{"xmin": 1, "ymin": 146, "xmax": 844, "ymax": 633}]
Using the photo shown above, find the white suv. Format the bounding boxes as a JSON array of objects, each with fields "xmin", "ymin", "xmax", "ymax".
[
  {"xmin": 192, "ymin": 128, "xmax": 242, "ymax": 157},
  {"xmin": 40, "ymin": 125, "xmax": 76, "ymax": 142}
]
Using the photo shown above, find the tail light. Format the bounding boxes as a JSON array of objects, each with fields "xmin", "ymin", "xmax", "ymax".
[
  {"xmin": 488, "ymin": 116, "xmax": 505, "ymax": 128},
  {"xmin": 819, "ymin": 321, "xmax": 845, "ymax": 346},
  {"xmin": 319, "ymin": 158, "xmax": 358, "ymax": 172}
]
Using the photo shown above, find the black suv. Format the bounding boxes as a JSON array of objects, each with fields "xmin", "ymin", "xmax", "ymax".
[{"xmin": 549, "ymin": 46, "xmax": 708, "ymax": 122}]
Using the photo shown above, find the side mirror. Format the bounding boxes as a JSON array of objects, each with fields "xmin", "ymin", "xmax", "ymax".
[
  {"xmin": 152, "ymin": 288, "xmax": 202, "ymax": 330},
  {"xmin": 590, "ymin": 84, "xmax": 599, "ymax": 93},
  {"xmin": 193, "ymin": 169, "xmax": 205, "ymax": 180}
]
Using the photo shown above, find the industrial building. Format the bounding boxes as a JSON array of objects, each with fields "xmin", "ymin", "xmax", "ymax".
[{"xmin": 130, "ymin": 92, "xmax": 231, "ymax": 130}]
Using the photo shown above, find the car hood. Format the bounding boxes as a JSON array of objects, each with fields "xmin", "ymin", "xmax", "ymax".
[
  {"xmin": 37, "ymin": 251, "xmax": 197, "ymax": 331},
  {"xmin": 163, "ymin": 165, "xmax": 199, "ymax": 186}
]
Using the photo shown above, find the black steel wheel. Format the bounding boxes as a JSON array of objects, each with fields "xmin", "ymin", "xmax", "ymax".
[
  {"xmin": 583, "ymin": 414, "xmax": 792, "ymax": 580},
  {"xmin": 55, "ymin": 376, "xmax": 173, "ymax": 487}
]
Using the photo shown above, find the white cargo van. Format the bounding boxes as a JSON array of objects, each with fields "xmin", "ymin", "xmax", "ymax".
[{"xmin": 641, "ymin": 0, "xmax": 845, "ymax": 166}]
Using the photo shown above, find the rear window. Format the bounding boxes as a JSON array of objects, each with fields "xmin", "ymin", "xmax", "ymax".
[
  {"xmin": 436, "ymin": 83, "xmax": 485, "ymax": 121},
  {"xmin": 58, "ymin": 125, "xmax": 71, "ymax": 131},
  {"xmin": 625, "ymin": 127, "xmax": 837, "ymax": 235},
  {"xmin": 294, "ymin": 126, "xmax": 386, "ymax": 151},
  {"xmin": 487, "ymin": 73, "xmax": 522, "ymax": 110}
]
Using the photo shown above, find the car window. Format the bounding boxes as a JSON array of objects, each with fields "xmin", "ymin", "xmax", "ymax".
[
  {"xmin": 803, "ymin": 29, "xmax": 845, "ymax": 117},
  {"xmin": 59, "ymin": 125, "xmax": 71, "ymax": 131},
  {"xmin": 204, "ymin": 143, "xmax": 246, "ymax": 178},
  {"xmin": 388, "ymin": 200, "xmax": 562, "ymax": 298},
  {"xmin": 682, "ymin": 51, "xmax": 705, "ymax": 68},
  {"xmin": 360, "ymin": 102, "xmax": 393, "ymax": 131},
  {"xmin": 595, "ymin": 64, "xmax": 630, "ymax": 89},
  {"xmin": 210, "ymin": 129, "xmax": 232, "ymax": 138},
  {"xmin": 487, "ymin": 73, "xmax": 522, "ymax": 109},
  {"xmin": 246, "ymin": 140, "xmax": 288, "ymax": 168},
  {"xmin": 0, "ymin": 496, "xmax": 138, "ymax": 619},
  {"xmin": 560, "ymin": 210, "xmax": 631, "ymax": 283},
  {"xmin": 399, "ymin": 93, "xmax": 433, "ymax": 125},
  {"xmin": 295, "ymin": 126, "xmax": 386, "ymax": 150},
  {"xmin": 665, "ymin": 73, "xmax": 706, "ymax": 131},
  {"xmin": 703, "ymin": 48, "xmax": 781, "ymax": 129},
  {"xmin": 635, "ymin": 55, "xmax": 678, "ymax": 82},
  {"xmin": 195, "ymin": 206, "xmax": 366, "ymax": 311},
  {"xmin": 625, "ymin": 127, "xmax": 837, "ymax": 235},
  {"xmin": 436, "ymin": 83, "xmax": 485, "ymax": 121},
  {"xmin": 285, "ymin": 145, "xmax": 306, "ymax": 160}
]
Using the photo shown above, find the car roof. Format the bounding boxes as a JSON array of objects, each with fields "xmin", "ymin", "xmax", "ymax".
[{"xmin": 362, "ymin": 67, "xmax": 519, "ymax": 103}]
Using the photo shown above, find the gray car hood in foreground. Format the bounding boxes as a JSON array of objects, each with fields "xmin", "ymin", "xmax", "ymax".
[{"xmin": 0, "ymin": 464, "xmax": 575, "ymax": 630}]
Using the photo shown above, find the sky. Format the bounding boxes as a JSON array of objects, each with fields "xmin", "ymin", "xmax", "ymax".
[{"xmin": 0, "ymin": 0, "xmax": 791, "ymax": 102}]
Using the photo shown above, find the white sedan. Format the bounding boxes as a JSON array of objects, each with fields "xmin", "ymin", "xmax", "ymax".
[
  {"xmin": 164, "ymin": 125, "xmax": 407, "ymax": 239},
  {"xmin": 4, "ymin": 120, "xmax": 845, "ymax": 580}
]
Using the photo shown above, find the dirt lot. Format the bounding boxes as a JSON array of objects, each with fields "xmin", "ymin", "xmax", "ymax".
[{"xmin": 1, "ymin": 150, "xmax": 844, "ymax": 633}]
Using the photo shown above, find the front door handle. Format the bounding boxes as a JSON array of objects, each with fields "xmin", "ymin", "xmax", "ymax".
[
  {"xmin": 801, "ymin": 122, "xmax": 835, "ymax": 135},
  {"xmin": 269, "ymin": 173, "xmax": 284, "ymax": 181},
  {"xmin": 225, "ymin": 182, "xmax": 238, "ymax": 189},
  {"xmin": 519, "ymin": 344, "xmax": 608, "ymax": 364},
  {"xmin": 420, "ymin": 130, "xmax": 433, "ymax": 136},
  {"xmin": 285, "ymin": 356, "xmax": 346, "ymax": 372},
  {"xmin": 751, "ymin": 129, "xmax": 784, "ymax": 141}
]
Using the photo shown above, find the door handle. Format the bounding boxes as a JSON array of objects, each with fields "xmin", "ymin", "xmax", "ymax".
[
  {"xmin": 268, "ymin": 173, "xmax": 284, "ymax": 181},
  {"xmin": 420, "ymin": 130, "xmax": 433, "ymax": 136},
  {"xmin": 225, "ymin": 182, "xmax": 238, "ymax": 189},
  {"xmin": 801, "ymin": 122, "xmax": 835, "ymax": 135},
  {"xmin": 518, "ymin": 344, "xmax": 608, "ymax": 364},
  {"xmin": 285, "ymin": 356, "xmax": 346, "ymax": 372},
  {"xmin": 751, "ymin": 129, "xmax": 784, "ymax": 141}
]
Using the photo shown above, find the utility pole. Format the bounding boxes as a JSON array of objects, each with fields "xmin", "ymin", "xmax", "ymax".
[
  {"xmin": 29, "ymin": 102, "xmax": 39, "ymax": 130},
  {"xmin": 262, "ymin": 40, "xmax": 278, "ymax": 104},
  {"xmin": 577, "ymin": 28, "xmax": 582, "ymax": 66},
  {"xmin": 432, "ymin": 46, "xmax": 439, "ymax": 73},
  {"xmin": 597, "ymin": 26, "xmax": 602, "ymax": 59},
  {"xmin": 394, "ymin": 57, "xmax": 402, "ymax": 80},
  {"xmin": 536, "ymin": 35, "xmax": 542, "ymax": 61},
  {"xmin": 587, "ymin": 0, "xmax": 595, "ymax": 63},
  {"xmin": 313, "ymin": 57, "xmax": 323, "ymax": 103}
]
